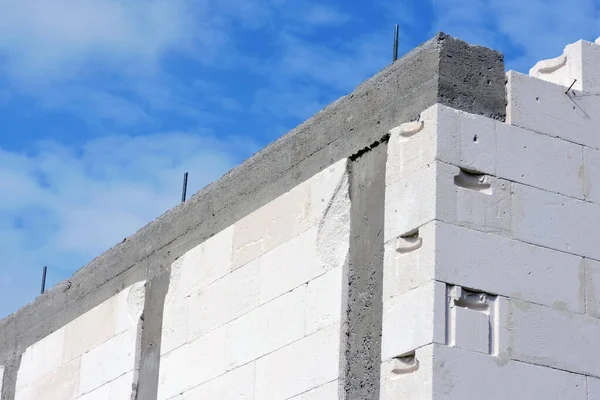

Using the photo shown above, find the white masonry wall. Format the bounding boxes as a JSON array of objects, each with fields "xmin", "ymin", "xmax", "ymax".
[
  {"xmin": 13, "ymin": 282, "xmax": 145, "ymax": 400},
  {"xmin": 381, "ymin": 37, "xmax": 600, "ymax": 399},
  {"xmin": 157, "ymin": 159, "xmax": 350, "ymax": 400}
]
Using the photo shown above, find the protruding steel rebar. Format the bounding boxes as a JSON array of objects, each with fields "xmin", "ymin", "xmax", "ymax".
[
  {"xmin": 181, "ymin": 172, "xmax": 189, "ymax": 203},
  {"xmin": 566, "ymin": 79, "xmax": 577, "ymax": 95},
  {"xmin": 393, "ymin": 25, "xmax": 399, "ymax": 62},
  {"xmin": 41, "ymin": 266, "xmax": 47, "ymax": 294}
]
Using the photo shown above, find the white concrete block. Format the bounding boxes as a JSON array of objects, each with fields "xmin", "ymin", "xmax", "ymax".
[
  {"xmin": 288, "ymin": 380, "xmax": 339, "ymax": 400},
  {"xmin": 586, "ymin": 258, "xmax": 600, "ymax": 318},
  {"xmin": 388, "ymin": 104, "xmax": 496, "ymax": 185},
  {"xmin": 530, "ymin": 40, "xmax": 600, "ymax": 96},
  {"xmin": 309, "ymin": 158, "xmax": 348, "ymax": 222},
  {"xmin": 381, "ymin": 281, "xmax": 446, "ymax": 361},
  {"xmin": 77, "ymin": 371, "xmax": 134, "ymax": 400},
  {"xmin": 79, "ymin": 329, "xmax": 137, "ymax": 394},
  {"xmin": 305, "ymin": 267, "xmax": 343, "ymax": 335},
  {"xmin": 181, "ymin": 362, "xmax": 255, "ymax": 400},
  {"xmin": 188, "ymin": 259, "xmax": 259, "ymax": 341},
  {"xmin": 160, "ymin": 296, "xmax": 189, "ymax": 356},
  {"xmin": 114, "ymin": 282, "xmax": 145, "ymax": 334},
  {"xmin": 387, "ymin": 105, "xmax": 438, "ymax": 182},
  {"xmin": 588, "ymin": 376, "xmax": 600, "ymax": 400},
  {"xmin": 451, "ymin": 306, "xmax": 489, "ymax": 354},
  {"xmin": 583, "ymin": 146, "xmax": 600, "ymax": 203},
  {"xmin": 432, "ymin": 344, "xmax": 587, "ymax": 399},
  {"xmin": 507, "ymin": 71, "xmax": 600, "ymax": 149},
  {"xmin": 380, "ymin": 345, "xmax": 433, "ymax": 400},
  {"xmin": 15, "ymin": 358, "xmax": 81, "ymax": 400},
  {"xmin": 0, "ymin": 365, "xmax": 3, "ymax": 395},
  {"xmin": 496, "ymin": 122, "xmax": 584, "ymax": 199},
  {"xmin": 435, "ymin": 105, "xmax": 497, "ymax": 175},
  {"xmin": 17, "ymin": 327, "xmax": 66, "ymax": 388},
  {"xmin": 63, "ymin": 297, "xmax": 117, "ymax": 363},
  {"xmin": 511, "ymin": 182, "xmax": 600, "ymax": 259},
  {"xmin": 435, "ymin": 221, "xmax": 585, "ymax": 313},
  {"xmin": 509, "ymin": 299, "xmax": 600, "ymax": 377},
  {"xmin": 437, "ymin": 162, "xmax": 512, "ymax": 235},
  {"xmin": 385, "ymin": 162, "xmax": 436, "ymax": 242},
  {"xmin": 259, "ymin": 227, "xmax": 321, "ymax": 305},
  {"xmin": 158, "ymin": 326, "xmax": 228, "ymax": 400},
  {"xmin": 254, "ymin": 324, "xmax": 340, "ymax": 400},
  {"xmin": 383, "ymin": 220, "xmax": 435, "ymax": 299},
  {"xmin": 232, "ymin": 179, "xmax": 312, "ymax": 269},
  {"xmin": 168, "ymin": 226, "xmax": 234, "ymax": 301},
  {"xmin": 227, "ymin": 285, "xmax": 306, "ymax": 369}
]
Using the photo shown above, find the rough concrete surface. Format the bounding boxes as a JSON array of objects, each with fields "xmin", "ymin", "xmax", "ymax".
[
  {"xmin": 342, "ymin": 140, "xmax": 388, "ymax": 399},
  {"xmin": 0, "ymin": 32, "xmax": 507, "ymax": 399},
  {"xmin": 0, "ymin": 355, "xmax": 20, "ymax": 400}
]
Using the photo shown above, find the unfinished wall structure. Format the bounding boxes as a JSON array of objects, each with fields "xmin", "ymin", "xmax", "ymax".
[{"xmin": 1, "ymin": 33, "xmax": 600, "ymax": 399}]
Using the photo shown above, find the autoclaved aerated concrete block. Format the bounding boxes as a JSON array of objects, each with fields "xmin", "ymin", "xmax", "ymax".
[
  {"xmin": 508, "ymin": 298, "xmax": 600, "ymax": 378},
  {"xmin": 226, "ymin": 285, "xmax": 306, "ymax": 370},
  {"xmin": 254, "ymin": 324, "xmax": 340, "ymax": 400},
  {"xmin": 232, "ymin": 159, "xmax": 348, "ymax": 270},
  {"xmin": 507, "ymin": 70, "xmax": 600, "ymax": 150},
  {"xmin": 381, "ymin": 281, "xmax": 446, "ymax": 361},
  {"xmin": 431, "ymin": 344, "xmax": 587, "ymax": 399},
  {"xmin": 187, "ymin": 259, "xmax": 259, "ymax": 341},
  {"xmin": 180, "ymin": 362, "xmax": 255, "ymax": 400},
  {"xmin": 530, "ymin": 39, "xmax": 600, "ymax": 96},
  {"xmin": 287, "ymin": 381, "xmax": 339, "ymax": 400},
  {"xmin": 586, "ymin": 258, "xmax": 600, "ymax": 318},
  {"xmin": 157, "ymin": 326, "xmax": 228, "ymax": 400}
]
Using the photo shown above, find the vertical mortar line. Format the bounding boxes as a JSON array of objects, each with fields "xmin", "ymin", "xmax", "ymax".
[
  {"xmin": 342, "ymin": 140, "xmax": 388, "ymax": 399},
  {"xmin": 1, "ymin": 354, "xmax": 22, "ymax": 400},
  {"xmin": 134, "ymin": 269, "xmax": 170, "ymax": 400}
]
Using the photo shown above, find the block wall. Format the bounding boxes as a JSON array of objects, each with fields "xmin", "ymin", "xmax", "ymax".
[
  {"xmin": 381, "ymin": 38, "xmax": 600, "ymax": 399},
  {"xmin": 12, "ymin": 283, "xmax": 145, "ymax": 400},
  {"xmin": 10, "ymin": 32, "xmax": 590, "ymax": 400},
  {"xmin": 158, "ymin": 159, "xmax": 350, "ymax": 400}
]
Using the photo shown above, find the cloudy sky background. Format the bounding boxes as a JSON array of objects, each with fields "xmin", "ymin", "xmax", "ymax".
[{"xmin": 0, "ymin": 0, "xmax": 599, "ymax": 318}]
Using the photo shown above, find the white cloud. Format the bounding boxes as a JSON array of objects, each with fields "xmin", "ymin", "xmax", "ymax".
[
  {"xmin": 0, "ymin": 0, "xmax": 207, "ymax": 84},
  {"xmin": 0, "ymin": 132, "xmax": 258, "ymax": 318}
]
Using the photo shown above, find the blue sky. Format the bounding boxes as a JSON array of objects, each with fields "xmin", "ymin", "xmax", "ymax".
[{"xmin": 0, "ymin": 0, "xmax": 599, "ymax": 318}]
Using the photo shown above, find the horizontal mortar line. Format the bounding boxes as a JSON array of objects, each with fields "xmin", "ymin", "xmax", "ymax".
[
  {"xmin": 395, "ymin": 216, "xmax": 600, "ymax": 266},
  {"xmin": 385, "ymin": 277, "xmax": 584, "ymax": 317},
  {"xmin": 510, "ymin": 356, "xmax": 600, "ymax": 379},
  {"xmin": 179, "ymin": 225, "xmax": 318, "ymax": 298},
  {"xmin": 506, "ymin": 119, "xmax": 600, "ymax": 152},
  {"xmin": 163, "ymin": 322, "xmax": 341, "ymax": 397},
  {"xmin": 436, "ymin": 159, "xmax": 594, "ymax": 205},
  {"xmin": 169, "ymin": 266, "xmax": 339, "ymax": 350},
  {"xmin": 166, "ymin": 266, "xmax": 340, "ymax": 357},
  {"xmin": 283, "ymin": 378, "xmax": 338, "ymax": 400},
  {"xmin": 76, "ymin": 369, "xmax": 135, "ymax": 398}
]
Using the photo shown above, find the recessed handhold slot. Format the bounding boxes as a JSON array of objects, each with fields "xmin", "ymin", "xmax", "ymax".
[
  {"xmin": 390, "ymin": 120, "xmax": 424, "ymax": 138},
  {"xmin": 531, "ymin": 54, "xmax": 567, "ymax": 74},
  {"xmin": 396, "ymin": 229, "xmax": 422, "ymax": 254},
  {"xmin": 453, "ymin": 169, "xmax": 492, "ymax": 194},
  {"xmin": 391, "ymin": 351, "xmax": 419, "ymax": 377}
]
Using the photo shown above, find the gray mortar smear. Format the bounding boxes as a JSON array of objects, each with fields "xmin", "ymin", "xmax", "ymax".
[{"xmin": 0, "ymin": 32, "xmax": 506, "ymax": 399}]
